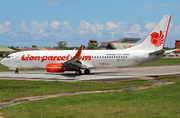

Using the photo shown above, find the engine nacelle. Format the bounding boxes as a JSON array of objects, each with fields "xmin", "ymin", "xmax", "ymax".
[{"xmin": 46, "ymin": 63, "xmax": 65, "ymax": 72}]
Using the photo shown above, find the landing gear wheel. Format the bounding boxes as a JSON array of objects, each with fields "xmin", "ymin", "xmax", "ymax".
[
  {"xmin": 15, "ymin": 68, "xmax": 19, "ymax": 74},
  {"xmin": 76, "ymin": 70, "xmax": 82, "ymax": 75},
  {"xmin": 84, "ymin": 69, "xmax": 90, "ymax": 74}
]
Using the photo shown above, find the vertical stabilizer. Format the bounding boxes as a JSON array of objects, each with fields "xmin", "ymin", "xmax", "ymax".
[{"xmin": 128, "ymin": 15, "xmax": 171, "ymax": 50}]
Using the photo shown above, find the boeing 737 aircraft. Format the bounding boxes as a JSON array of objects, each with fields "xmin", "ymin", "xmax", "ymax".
[{"xmin": 0, "ymin": 15, "xmax": 171, "ymax": 75}]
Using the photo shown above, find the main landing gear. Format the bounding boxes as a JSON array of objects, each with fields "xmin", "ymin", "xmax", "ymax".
[
  {"xmin": 76, "ymin": 70, "xmax": 82, "ymax": 75},
  {"xmin": 84, "ymin": 69, "xmax": 90, "ymax": 74},
  {"xmin": 15, "ymin": 68, "xmax": 19, "ymax": 74},
  {"xmin": 75, "ymin": 69, "xmax": 90, "ymax": 75}
]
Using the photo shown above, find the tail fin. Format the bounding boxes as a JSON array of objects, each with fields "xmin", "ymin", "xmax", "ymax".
[{"xmin": 128, "ymin": 15, "xmax": 171, "ymax": 50}]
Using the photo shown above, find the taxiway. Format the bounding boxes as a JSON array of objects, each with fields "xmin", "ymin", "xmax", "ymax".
[{"xmin": 0, "ymin": 65, "xmax": 180, "ymax": 82}]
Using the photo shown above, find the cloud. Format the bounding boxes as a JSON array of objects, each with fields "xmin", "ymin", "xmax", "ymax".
[
  {"xmin": 29, "ymin": 21, "xmax": 48, "ymax": 34},
  {"xmin": 5, "ymin": 22, "xmax": 10, "ymax": 26},
  {"xmin": 61, "ymin": 20, "xmax": 73, "ymax": 30},
  {"xmin": 144, "ymin": 20, "xmax": 156, "ymax": 30},
  {"xmin": 106, "ymin": 22, "xmax": 118, "ymax": 30},
  {"xmin": 90, "ymin": 24, "xmax": 104, "ymax": 37},
  {"xmin": 77, "ymin": 20, "xmax": 90, "ymax": 34},
  {"xmin": 76, "ymin": 20, "xmax": 104, "ymax": 37},
  {"xmin": 45, "ymin": 0, "xmax": 78, "ymax": 6},
  {"xmin": 49, "ymin": 21, "xmax": 61, "ymax": 28},
  {"xmin": 3, "ymin": 18, "xmax": 179, "ymax": 47},
  {"xmin": 171, "ymin": 24, "xmax": 180, "ymax": 36},
  {"xmin": 45, "ymin": 0, "xmax": 61, "ymax": 6},
  {"xmin": 19, "ymin": 20, "xmax": 28, "ymax": 32},
  {"xmin": 0, "ymin": 22, "xmax": 11, "ymax": 33}
]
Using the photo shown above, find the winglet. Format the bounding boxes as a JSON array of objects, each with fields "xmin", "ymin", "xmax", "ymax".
[{"xmin": 73, "ymin": 45, "xmax": 83, "ymax": 59}]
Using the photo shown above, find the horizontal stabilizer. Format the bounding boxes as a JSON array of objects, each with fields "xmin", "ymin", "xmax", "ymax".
[{"xmin": 149, "ymin": 49, "xmax": 165, "ymax": 56}]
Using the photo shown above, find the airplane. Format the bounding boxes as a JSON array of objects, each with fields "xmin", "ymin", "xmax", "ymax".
[{"xmin": 0, "ymin": 15, "xmax": 171, "ymax": 75}]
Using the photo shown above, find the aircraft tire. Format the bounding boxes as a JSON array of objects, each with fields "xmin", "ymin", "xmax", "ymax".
[
  {"xmin": 84, "ymin": 69, "xmax": 90, "ymax": 74},
  {"xmin": 15, "ymin": 68, "xmax": 19, "ymax": 74},
  {"xmin": 76, "ymin": 70, "xmax": 82, "ymax": 75}
]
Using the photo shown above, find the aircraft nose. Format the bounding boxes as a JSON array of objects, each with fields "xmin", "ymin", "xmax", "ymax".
[
  {"xmin": 0, "ymin": 58, "xmax": 5, "ymax": 65},
  {"xmin": 0, "ymin": 58, "xmax": 9, "ymax": 67}
]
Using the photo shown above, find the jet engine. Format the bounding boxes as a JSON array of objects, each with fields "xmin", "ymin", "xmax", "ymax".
[{"xmin": 46, "ymin": 63, "xmax": 65, "ymax": 72}]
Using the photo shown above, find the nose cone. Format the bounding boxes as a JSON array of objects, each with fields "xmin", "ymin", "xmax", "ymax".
[{"xmin": 0, "ymin": 58, "xmax": 9, "ymax": 67}]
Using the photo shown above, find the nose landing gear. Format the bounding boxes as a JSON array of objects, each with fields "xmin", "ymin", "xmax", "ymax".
[{"xmin": 15, "ymin": 68, "xmax": 18, "ymax": 74}]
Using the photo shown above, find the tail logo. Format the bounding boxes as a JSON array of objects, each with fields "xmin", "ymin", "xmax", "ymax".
[{"xmin": 150, "ymin": 30, "xmax": 165, "ymax": 47}]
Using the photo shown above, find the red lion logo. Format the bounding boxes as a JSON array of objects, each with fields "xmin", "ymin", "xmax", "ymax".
[{"xmin": 150, "ymin": 30, "xmax": 165, "ymax": 47}]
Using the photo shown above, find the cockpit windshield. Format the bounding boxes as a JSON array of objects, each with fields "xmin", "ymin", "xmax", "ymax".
[{"xmin": 6, "ymin": 56, "xmax": 11, "ymax": 58}]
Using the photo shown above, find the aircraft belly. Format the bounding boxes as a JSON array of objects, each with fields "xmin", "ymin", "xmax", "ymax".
[{"xmin": 21, "ymin": 61, "xmax": 47, "ymax": 69}]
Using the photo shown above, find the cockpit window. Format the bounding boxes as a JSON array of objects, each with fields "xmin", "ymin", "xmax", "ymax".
[{"xmin": 6, "ymin": 56, "xmax": 11, "ymax": 58}]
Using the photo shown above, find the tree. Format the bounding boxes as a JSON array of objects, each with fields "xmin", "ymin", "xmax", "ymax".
[
  {"xmin": 56, "ymin": 41, "xmax": 67, "ymax": 49},
  {"xmin": 87, "ymin": 44, "xmax": 99, "ymax": 50},
  {"xmin": 164, "ymin": 46, "xmax": 175, "ymax": 50},
  {"xmin": 32, "ymin": 45, "xmax": 38, "ymax": 48},
  {"xmin": 8, "ymin": 46, "xmax": 19, "ymax": 50}
]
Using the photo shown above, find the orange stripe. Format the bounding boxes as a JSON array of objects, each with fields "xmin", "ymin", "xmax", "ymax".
[{"xmin": 162, "ymin": 16, "xmax": 171, "ymax": 49}]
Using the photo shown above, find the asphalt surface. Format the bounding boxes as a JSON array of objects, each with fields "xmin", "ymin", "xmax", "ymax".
[{"xmin": 0, "ymin": 65, "xmax": 180, "ymax": 82}]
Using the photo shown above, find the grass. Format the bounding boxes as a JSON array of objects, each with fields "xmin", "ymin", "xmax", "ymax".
[
  {"xmin": 1, "ymin": 76, "xmax": 180, "ymax": 118},
  {"xmin": 0, "ymin": 62, "xmax": 12, "ymax": 71},
  {"xmin": 139, "ymin": 57, "xmax": 180, "ymax": 66},
  {"xmin": 0, "ymin": 79, "xmax": 154, "ymax": 103}
]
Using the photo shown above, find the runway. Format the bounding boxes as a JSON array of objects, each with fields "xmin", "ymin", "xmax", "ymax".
[{"xmin": 0, "ymin": 65, "xmax": 180, "ymax": 82}]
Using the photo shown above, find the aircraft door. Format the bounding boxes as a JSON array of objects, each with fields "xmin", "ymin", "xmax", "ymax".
[{"xmin": 15, "ymin": 54, "xmax": 20, "ymax": 63}]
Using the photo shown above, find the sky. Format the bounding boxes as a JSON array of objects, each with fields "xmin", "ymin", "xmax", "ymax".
[{"xmin": 0, "ymin": 0, "xmax": 180, "ymax": 48}]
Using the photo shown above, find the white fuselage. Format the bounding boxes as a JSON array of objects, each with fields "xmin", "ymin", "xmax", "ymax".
[{"xmin": 0, "ymin": 49, "xmax": 162, "ymax": 70}]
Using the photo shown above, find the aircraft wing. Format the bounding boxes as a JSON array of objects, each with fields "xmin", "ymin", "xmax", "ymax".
[{"xmin": 63, "ymin": 45, "xmax": 86, "ymax": 69}]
